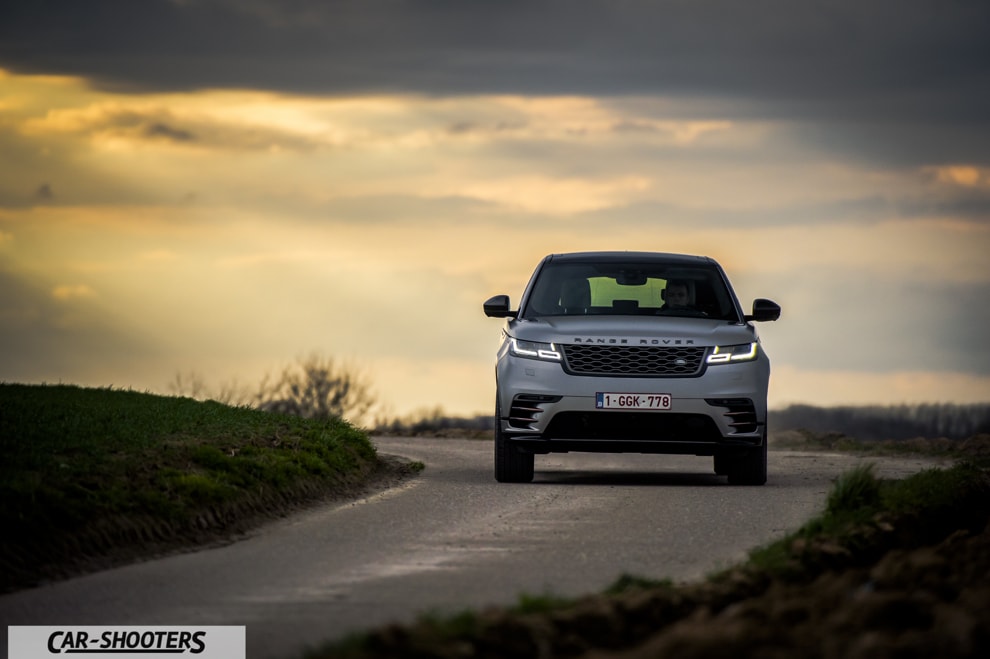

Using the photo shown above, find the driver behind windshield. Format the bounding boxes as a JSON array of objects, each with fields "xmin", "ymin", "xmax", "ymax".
[{"xmin": 661, "ymin": 279, "xmax": 692, "ymax": 311}]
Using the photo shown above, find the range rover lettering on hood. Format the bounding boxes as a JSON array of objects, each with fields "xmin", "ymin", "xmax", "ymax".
[{"xmin": 571, "ymin": 337, "xmax": 696, "ymax": 345}]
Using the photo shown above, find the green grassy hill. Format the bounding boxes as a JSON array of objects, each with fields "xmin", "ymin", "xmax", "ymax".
[{"xmin": 0, "ymin": 383, "xmax": 398, "ymax": 592}]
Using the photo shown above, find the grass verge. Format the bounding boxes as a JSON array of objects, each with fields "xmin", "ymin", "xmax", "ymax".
[{"xmin": 0, "ymin": 383, "xmax": 410, "ymax": 593}]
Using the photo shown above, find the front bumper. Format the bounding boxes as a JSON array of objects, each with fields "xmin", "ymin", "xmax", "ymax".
[{"xmin": 496, "ymin": 351, "xmax": 769, "ymax": 456}]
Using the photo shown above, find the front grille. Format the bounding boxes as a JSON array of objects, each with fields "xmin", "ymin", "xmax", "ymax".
[{"xmin": 561, "ymin": 344, "xmax": 705, "ymax": 377}]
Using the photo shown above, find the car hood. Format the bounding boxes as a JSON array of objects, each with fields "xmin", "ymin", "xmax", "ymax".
[{"xmin": 507, "ymin": 316, "xmax": 758, "ymax": 347}]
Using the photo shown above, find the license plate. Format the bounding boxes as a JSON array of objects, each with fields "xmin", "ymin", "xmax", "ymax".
[{"xmin": 596, "ymin": 393, "xmax": 671, "ymax": 410}]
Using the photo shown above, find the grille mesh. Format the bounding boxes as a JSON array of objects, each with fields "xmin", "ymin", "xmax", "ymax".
[{"xmin": 562, "ymin": 344, "xmax": 705, "ymax": 376}]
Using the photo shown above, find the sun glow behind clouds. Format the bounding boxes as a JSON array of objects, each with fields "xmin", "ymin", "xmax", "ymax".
[
  {"xmin": 927, "ymin": 165, "xmax": 990, "ymax": 188},
  {"xmin": 1, "ymin": 68, "xmax": 988, "ymax": 415}
]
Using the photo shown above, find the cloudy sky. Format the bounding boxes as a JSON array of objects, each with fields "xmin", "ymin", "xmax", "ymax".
[{"xmin": 1, "ymin": 0, "xmax": 988, "ymax": 420}]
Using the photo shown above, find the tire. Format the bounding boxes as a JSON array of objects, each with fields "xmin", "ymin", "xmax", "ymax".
[
  {"xmin": 713, "ymin": 454, "xmax": 731, "ymax": 476},
  {"xmin": 494, "ymin": 396, "xmax": 534, "ymax": 483},
  {"xmin": 726, "ymin": 428, "xmax": 768, "ymax": 486}
]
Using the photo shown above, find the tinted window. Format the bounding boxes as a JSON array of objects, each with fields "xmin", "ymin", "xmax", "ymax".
[{"xmin": 522, "ymin": 261, "xmax": 739, "ymax": 320}]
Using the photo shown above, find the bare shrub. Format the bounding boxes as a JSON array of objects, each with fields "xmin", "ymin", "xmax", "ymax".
[
  {"xmin": 168, "ymin": 371, "xmax": 252, "ymax": 407},
  {"xmin": 253, "ymin": 353, "xmax": 377, "ymax": 425},
  {"xmin": 167, "ymin": 371, "xmax": 209, "ymax": 400},
  {"xmin": 167, "ymin": 353, "xmax": 377, "ymax": 425}
]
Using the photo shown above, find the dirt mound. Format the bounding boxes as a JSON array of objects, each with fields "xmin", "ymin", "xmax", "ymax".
[{"xmin": 590, "ymin": 525, "xmax": 989, "ymax": 659}]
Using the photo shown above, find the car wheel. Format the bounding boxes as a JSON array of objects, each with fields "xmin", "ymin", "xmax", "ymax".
[
  {"xmin": 713, "ymin": 454, "xmax": 730, "ymax": 476},
  {"xmin": 727, "ymin": 428, "xmax": 768, "ymax": 486},
  {"xmin": 494, "ymin": 396, "xmax": 534, "ymax": 483}
]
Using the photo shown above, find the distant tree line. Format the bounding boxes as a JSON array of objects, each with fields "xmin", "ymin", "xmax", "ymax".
[
  {"xmin": 373, "ymin": 406, "xmax": 494, "ymax": 436},
  {"xmin": 769, "ymin": 403, "xmax": 990, "ymax": 441},
  {"xmin": 169, "ymin": 357, "xmax": 989, "ymax": 441},
  {"xmin": 375, "ymin": 403, "xmax": 990, "ymax": 440}
]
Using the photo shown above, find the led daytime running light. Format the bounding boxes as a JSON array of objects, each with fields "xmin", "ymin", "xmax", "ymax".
[
  {"xmin": 707, "ymin": 342, "xmax": 758, "ymax": 364},
  {"xmin": 511, "ymin": 338, "xmax": 562, "ymax": 361}
]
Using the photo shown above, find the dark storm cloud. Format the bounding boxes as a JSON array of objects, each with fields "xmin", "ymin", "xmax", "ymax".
[{"xmin": 2, "ymin": 0, "xmax": 987, "ymax": 126}]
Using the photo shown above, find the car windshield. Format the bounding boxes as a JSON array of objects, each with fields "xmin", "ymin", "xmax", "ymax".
[{"xmin": 522, "ymin": 261, "xmax": 740, "ymax": 321}]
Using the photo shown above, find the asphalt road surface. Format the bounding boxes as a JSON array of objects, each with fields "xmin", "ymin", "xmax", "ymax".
[{"xmin": 0, "ymin": 437, "xmax": 946, "ymax": 659}]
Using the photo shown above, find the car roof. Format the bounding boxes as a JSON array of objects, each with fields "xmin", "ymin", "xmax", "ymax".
[{"xmin": 545, "ymin": 251, "xmax": 716, "ymax": 266}]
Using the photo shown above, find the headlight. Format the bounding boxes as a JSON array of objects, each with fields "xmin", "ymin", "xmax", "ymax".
[
  {"xmin": 706, "ymin": 342, "xmax": 758, "ymax": 364},
  {"xmin": 510, "ymin": 338, "xmax": 562, "ymax": 362}
]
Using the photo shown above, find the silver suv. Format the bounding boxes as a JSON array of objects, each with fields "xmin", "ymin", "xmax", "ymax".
[{"xmin": 483, "ymin": 252, "xmax": 780, "ymax": 485}]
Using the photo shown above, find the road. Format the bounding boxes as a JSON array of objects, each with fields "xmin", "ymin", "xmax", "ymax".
[{"xmin": 0, "ymin": 438, "xmax": 945, "ymax": 659}]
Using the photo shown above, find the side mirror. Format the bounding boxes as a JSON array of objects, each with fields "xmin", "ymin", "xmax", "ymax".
[
  {"xmin": 745, "ymin": 298, "xmax": 781, "ymax": 322},
  {"xmin": 484, "ymin": 294, "xmax": 517, "ymax": 318}
]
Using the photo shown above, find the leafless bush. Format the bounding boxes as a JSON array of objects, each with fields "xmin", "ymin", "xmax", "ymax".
[
  {"xmin": 253, "ymin": 353, "xmax": 376, "ymax": 425},
  {"xmin": 167, "ymin": 371, "xmax": 209, "ymax": 400},
  {"xmin": 167, "ymin": 353, "xmax": 377, "ymax": 425},
  {"xmin": 168, "ymin": 371, "xmax": 252, "ymax": 407}
]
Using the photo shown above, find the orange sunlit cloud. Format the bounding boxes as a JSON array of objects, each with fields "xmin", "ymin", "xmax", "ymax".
[
  {"xmin": 928, "ymin": 165, "xmax": 990, "ymax": 188},
  {"xmin": 51, "ymin": 284, "xmax": 97, "ymax": 301}
]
